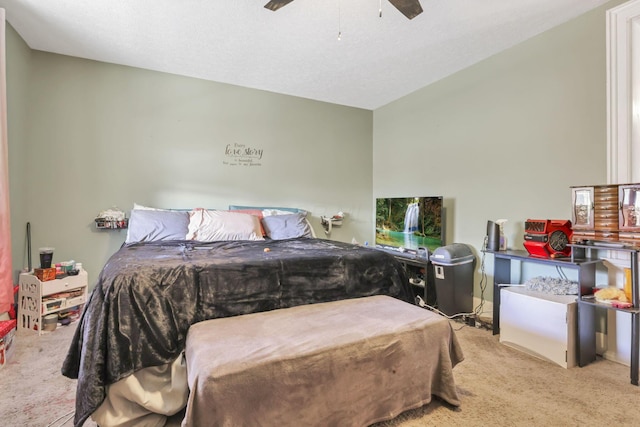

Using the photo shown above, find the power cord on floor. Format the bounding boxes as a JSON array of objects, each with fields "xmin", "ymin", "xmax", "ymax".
[
  {"xmin": 471, "ymin": 244, "xmax": 493, "ymax": 331},
  {"xmin": 416, "ymin": 295, "xmax": 476, "ymax": 321},
  {"xmin": 474, "ymin": 246, "xmax": 487, "ymax": 318},
  {"xmin": 417, "ymin": 296, "xmax": 492, "ymax": 330}
]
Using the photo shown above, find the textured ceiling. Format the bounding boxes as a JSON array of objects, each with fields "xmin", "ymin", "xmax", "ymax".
[{"xmin": 0, "ymin": 0, "xmax": 611, "ymax": 110}]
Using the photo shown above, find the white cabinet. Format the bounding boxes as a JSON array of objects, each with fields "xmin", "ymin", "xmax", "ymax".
[
  {"xmin": 500, "ymin": 287, "xmax": 577, "ymax": 368},
  {"xmin": 18, "ymin": 269, "xmax": 88, "ymax": 335}
]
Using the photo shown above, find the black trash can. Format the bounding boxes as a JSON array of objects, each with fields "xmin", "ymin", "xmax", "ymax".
[{"xmin": 431, "ymin": 243, "xmax": 476, "ymax": 316}]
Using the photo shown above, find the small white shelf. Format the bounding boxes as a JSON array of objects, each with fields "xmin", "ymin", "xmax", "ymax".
[{"xmin": 18, "ymin": 269, "xmax": 88, "ymax": 335}]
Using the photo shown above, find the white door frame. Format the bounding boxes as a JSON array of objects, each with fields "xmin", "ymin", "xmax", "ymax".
[
  {"xmin": 607, "ymin": 0, "xmax": 640, "ymax": 183},
  {"xmin": 606, "ymin": 0, "xmax": 640, "ymax": 367}
]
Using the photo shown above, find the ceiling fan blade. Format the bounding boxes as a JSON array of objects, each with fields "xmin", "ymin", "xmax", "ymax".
[
  {"xmin": 387, "ymin": 0, "xmax": 423, "ymax": 19},
  {"xmin": 264, "ymin": 0, "xmax": 296, "ymax": 12}
]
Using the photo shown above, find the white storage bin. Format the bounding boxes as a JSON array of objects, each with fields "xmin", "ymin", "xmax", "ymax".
[{"xmin": 500, "ymin": 286, "xmax": 577, "ymax": 368}]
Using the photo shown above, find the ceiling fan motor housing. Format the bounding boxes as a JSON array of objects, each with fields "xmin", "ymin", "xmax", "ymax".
[
  {"xmin": 523, "ymin": 219, "xmax": 573, "ymax": 258},
  {"xmin": 264, "ymin": 0, "xmax": 423, "ymax": 20}
]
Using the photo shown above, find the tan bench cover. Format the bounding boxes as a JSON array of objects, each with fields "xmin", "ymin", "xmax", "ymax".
[{"xmin": 184, "ymin": 295, "xmax": 463, "ymax": 427}]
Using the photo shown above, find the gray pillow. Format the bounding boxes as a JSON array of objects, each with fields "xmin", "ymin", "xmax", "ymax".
[
  {"xmin": 261, "ymin": 213, "xmax": 313, "ymax": 240},
  {"xmin": 125, "ymin": 209, "xmax": 190, "ymax": 244}
]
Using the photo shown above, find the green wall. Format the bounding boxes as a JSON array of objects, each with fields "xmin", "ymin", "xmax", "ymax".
[
  {"xmin": 6, "ymin": 26, "xmax": 374, "ymax": 281},
  {"xmin": 6, "ymin": 24, "xmax": 30, "ymax": 284},
  {"xmin": 5, "ymin": 0, "xmax": 626, "ymax": 303},
  {"xmin": 373, "ymin": 0, "xmax": 626, "ymax": 311}
]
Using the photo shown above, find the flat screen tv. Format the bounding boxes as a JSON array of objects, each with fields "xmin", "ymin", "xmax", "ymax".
[{"xmin": 375, "ymin": 196, "xmax": 444, "ymax": 253}]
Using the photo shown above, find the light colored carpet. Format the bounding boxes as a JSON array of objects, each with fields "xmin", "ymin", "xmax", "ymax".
[{"xmin": 1, "ymin": 319, "xmax": 640, "ymax": 426}]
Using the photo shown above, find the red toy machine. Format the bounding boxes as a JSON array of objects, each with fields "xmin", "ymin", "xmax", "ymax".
[{"xmin": 523, "ymin": 219, "xmax": 573, "ymax": 258}]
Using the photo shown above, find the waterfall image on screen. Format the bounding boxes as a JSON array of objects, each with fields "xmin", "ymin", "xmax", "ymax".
[
  {"xmin": 403, "ymin": 202, "xmax": 419, "ymax": 233},
  {"xmin": 375, "ymin": 197, "xmax": 443, "ymax": 252}
]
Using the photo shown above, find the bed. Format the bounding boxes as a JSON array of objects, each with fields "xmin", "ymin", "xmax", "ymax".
[
  {"xmin": 61, "ymin": 205, "xmax": 464, "ymax": 426},
  {"xmin": 62, "ymin": 205, "xmax": 421, "ymax": 426}
]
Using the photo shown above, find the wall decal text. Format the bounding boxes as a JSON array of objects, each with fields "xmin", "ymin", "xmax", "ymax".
[{"xmin": 223, "ymin": 143, "xmax": 264, "ymax": 167}]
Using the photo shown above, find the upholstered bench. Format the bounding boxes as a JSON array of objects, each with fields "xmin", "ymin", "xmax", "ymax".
[{"xmin": 183, "ymin": 295, "xmax": 463, "ymax": 427}]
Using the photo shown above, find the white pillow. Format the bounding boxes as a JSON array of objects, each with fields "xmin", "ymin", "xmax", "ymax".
[
  {"xmin": 133, "ymin": 203, "xmax": 166, "ymax": 211},
  {"xmin": 187, "ymin": 209, "xmax": 264, "ymax": 242}
]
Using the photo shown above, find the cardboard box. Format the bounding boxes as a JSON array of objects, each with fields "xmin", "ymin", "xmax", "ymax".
[{"xmin": 34, "ymin": 268, "xmax": 56, "ymax": 282}]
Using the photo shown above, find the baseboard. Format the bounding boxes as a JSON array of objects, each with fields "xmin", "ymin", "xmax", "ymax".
[
  {"xmin": 474, "ymin": 297, "xmax": 493, "ymax": 321},
  {"xmin": 596, "ymin": 331, "xmax": 608, "ymax": 357},
  {"xmin": 601, "ymin": 346, "xmax": 631, "ymax": 367}
]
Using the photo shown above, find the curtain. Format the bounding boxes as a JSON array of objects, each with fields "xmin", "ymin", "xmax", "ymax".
[{"xmin": 0, "ymin": 8, "xmax": 13, "ymax": 315}]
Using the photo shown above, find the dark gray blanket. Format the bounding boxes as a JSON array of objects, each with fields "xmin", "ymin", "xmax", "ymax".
[{"xmin": 61, "ymin": 238, "xmax": 411, "ymax": 427}]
